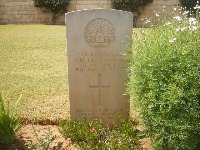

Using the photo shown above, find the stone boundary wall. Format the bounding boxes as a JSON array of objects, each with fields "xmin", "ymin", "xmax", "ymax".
[
  {"xmin": 0, "ymin": 0, "xmax": 111, "ymax": 25},
  {"xmin": 0, "ymin": 0, "xmax": 64, "ymax": 24},
  {"xmin": 0, "ymin": 0, "xmax": 180, "ymax": 26}
]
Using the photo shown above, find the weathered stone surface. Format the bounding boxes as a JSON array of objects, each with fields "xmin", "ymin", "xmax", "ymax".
[{"xmin": 66, "ymin": 9, "xmax": 133, "ymax": 126}]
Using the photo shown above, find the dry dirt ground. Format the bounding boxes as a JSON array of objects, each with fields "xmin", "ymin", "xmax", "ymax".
[
  {"xmin": 0, "ymin": 124, "xmax": 151, "ymax": 150},
  {"xmin": 0, "ymin": 124, "xmax": 78, "ymax": 150}
]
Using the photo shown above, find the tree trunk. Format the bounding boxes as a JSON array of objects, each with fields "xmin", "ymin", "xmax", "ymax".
[{"xmin": 50, "ymin": 12, "xmax": 57, "ymax": 25}]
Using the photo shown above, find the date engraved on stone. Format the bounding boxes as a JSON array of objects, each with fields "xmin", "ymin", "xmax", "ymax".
[{"xmin": 84, "ymin": 18, "xmax": 115, "ymax": 47}]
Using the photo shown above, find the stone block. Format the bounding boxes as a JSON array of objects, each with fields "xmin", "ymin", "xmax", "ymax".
[
  {"xmin": 68, "ymin": 5, "xmax": 76, "ymax": 12},
  {"xmin": 12, "ymin": 6, "xmax": 21, "ymax": 11},
  {"xmin": 69, "ymin": 0, "xmax": 77, "ymax": 5},
  {"xmin": 17, "ymin": 10, "xmax": 28, "ymax": 15},
  {"xmin": 0, "ymin": 19, "xmax": 9, "ymax": 24},
  {"xmin": 14, "ymin": 15, "xmax": 22, "ymax": 19},
  {"xmin": 0, "ymin": 11, "xmax": 5, "ymax": 15},
  {"xmin": 6, "ymin": 0, "xmax": 15, "ymax": 2},
  {"xmin": 13, "ymin": 2, "xmax": 20, "ymax": 6},
  {"xmin": 4, "ymin": 6, "xmax": 12, "ymax": 11},
  {"xmin": 5, "ymin": 2, "xmax": 13, "ymax": 7},
  {"xmin": 0, "ymin": 14, "xmax": 7, "ymax": 19},
  {"xmin": 6, "ymin": 11, "xmax": 17, "ymax": 15}
]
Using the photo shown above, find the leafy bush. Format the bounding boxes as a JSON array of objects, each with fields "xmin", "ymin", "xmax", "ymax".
[
  {"xmin": 60, "ymin": 119, "xmax": 139, "ymax": 150},
  {"xmin": 111, "ymin": 0, "xmax": 153, "ymax": 12},
  {"xmin": 0, "ymin": 94, "xmax": 22, "ymax": 145},
  {"xmin": 33, "ymin": 0, "xmax": 70, "ymax": 14},
  {"xmin": 33, "ymin": 0, "xmax": 71, "ymax": 24},
  {"xmin": 127, "ymin": 10, "xmax": 200, "ymax": 150}
]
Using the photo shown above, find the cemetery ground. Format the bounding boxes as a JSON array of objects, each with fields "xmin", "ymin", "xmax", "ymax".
[{"xmin": 0, "ymin": 25, "xmax": 150, "ymax": 149}]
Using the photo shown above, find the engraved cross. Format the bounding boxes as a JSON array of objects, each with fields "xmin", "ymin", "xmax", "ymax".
[{"xmin": 89, "ymin": 74, "xmax": 110, "ymax": 106}]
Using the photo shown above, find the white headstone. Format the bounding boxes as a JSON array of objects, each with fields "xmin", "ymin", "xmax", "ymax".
[{"xmin": 66, "ymin": 9, "xmax": 133, "ymax": 126}]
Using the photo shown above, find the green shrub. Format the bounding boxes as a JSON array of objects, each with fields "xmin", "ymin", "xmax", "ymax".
[
  {"xmin": 127, "ymin": 10, "xmax": 200, "ymax": 150},
  {"xmin": 111, "ymin": 0, "xmax": 153, "ymax": 12},
  {"xmin": 60, "ymin": 119, "xmax": 139, "ymax": 150},
  {"xmin": 33, "ymin": 0, "xmax": 71, "ymax": 24},
  {"xmin": 0, "ymin": 94, "xmax": 22, "ymax": 145}
]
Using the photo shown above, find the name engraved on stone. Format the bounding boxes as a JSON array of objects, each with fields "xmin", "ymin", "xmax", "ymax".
[
  {"xmin": 75, "ymin": 52, "xmax": 126, "ymax": 72},
  {"xmin": 89, "ymin": 74, "xmax": 110, "ymax": 106},
  {"xmin": 84, "ymin": 18, "xmax": 115, "ymax": 47}
]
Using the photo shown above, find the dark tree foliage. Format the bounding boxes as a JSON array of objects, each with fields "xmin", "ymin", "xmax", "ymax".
[
  {"xmin": 33, "ymin": 0, "xmax": 70, "ymax": 24},
  {"xmin": 111, "ymin": 0, "xmax": 153, "ymax": 12},
  {"xmin": 180, "ymin": 0, "xmax": 198, "ymax": 10},
  {"xmin": 180, "ymin": 0, "xmax": 199, "ymax": 16}
]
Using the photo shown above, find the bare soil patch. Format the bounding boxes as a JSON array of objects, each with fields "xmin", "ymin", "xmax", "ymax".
[{"xmin": 0, "ymin": 125, "xmax": 78, "ymax": 150}]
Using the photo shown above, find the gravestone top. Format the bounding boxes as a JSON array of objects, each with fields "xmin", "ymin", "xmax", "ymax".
[{"xmin": 66, "ymin": 9, "xmax": 133, "ymax": 126}]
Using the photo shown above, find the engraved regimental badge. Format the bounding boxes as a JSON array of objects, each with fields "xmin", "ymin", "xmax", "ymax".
[{"xmin": 84, "ymin": 18, "xmax": 115, "ymax": 47}]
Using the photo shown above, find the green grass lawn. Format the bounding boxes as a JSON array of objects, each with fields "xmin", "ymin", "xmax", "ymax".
[{"xmin": 0, "ymin": 25, "xmax": 69, "ymax": 120}]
